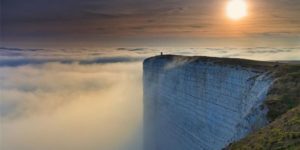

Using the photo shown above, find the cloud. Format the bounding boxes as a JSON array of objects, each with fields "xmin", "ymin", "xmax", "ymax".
[
  {"xmin": 0, "ymin": 48, "xmax": 145, "ymax": 150},
  {"xmin": 0, "ymin": 60, "xmax": 143, "ymax": 150},
  {"xmin": 246, "ymin": 49, "xmax": 293, "ymax": 54},
  {"xmin": 117, "ymin": 48, "xmax": 146, "ymax": 51},
  {"xmin": 79, "ymin": 57, "xmax": 144, "ymax": 64},
  {"xmin": 0, "ymin": 47, "xmax": 45, "ymax": 51},
  {"xmin": 245, "ymin": 32, "xmax": 300, "ymax": 37},
  {"xmin": 0, "ymin": 56, "xmax": 144, "ymax": 67},
  {"xmin": 189, "ymin": 24, "xmax": 209, "ymax": 29},
  {"xmin": 0, "ymin": 61, "xmax": 142, "ymax": 119}
]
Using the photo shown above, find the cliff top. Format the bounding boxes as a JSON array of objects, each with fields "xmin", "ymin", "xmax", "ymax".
[{"xmin": 144, "ymin": 55, "xmax": 285, "ymax": 71}]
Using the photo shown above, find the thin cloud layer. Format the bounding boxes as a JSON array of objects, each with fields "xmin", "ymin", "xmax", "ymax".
[
  {"xmin": 1, "ymin": 46, "xmax": 299, "ymax": 61},
  {"xmin": 0, "ymin": 57, "xmax": 143, "ymax": 67}
]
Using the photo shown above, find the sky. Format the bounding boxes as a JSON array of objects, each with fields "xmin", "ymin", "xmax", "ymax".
[{"xmin": 1, "ymin": 0, "xmax": 300, "ymax": 47}]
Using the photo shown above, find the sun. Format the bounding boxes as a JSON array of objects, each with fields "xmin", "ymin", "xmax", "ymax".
[{"xmin": 226, "ymin": 0, "xmax": 248, "ymax": 20}]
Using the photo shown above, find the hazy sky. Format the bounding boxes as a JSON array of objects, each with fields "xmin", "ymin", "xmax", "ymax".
[{"xmin": 2, "ymin": 0, "xmax": 300, "ymax": 47}]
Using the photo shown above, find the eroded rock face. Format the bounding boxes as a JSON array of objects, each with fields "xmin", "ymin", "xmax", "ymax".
[{"xmin": 143, "ymin": 55, "xmax": 274, "ymax": 150}]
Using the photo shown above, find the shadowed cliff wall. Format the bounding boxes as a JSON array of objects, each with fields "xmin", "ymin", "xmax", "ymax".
[{"xmin": 143, "ymin": 55, "xmax": 274, "ymax": 150}]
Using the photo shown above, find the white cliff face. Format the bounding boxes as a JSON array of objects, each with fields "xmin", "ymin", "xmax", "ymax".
[{"xmin": 143, "ymin": 56, "xmax": 274, "ymax": 150}]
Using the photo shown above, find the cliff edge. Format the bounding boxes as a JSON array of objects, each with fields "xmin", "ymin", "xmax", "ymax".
[{"xmin": 143, "ymin": 55, "xmax": 300, "ymax": 150}]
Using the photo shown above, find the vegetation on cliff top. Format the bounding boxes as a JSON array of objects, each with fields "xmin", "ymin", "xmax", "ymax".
[
  {"xmin": 228, "ymin": 106, "xmax": 300, "ymax": 150},
  {"xmin": 266, "ymin": 64, "xmax": 300, "ymax": 121},
  {"xmin": 228, "ymin": 64, "xmax": 300, "ymax": 150}
]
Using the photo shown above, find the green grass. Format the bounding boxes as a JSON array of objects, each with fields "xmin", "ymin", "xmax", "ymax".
[
  {"xmin": 228, "ymin": 64, "xmax": 300, "ymax": 150},
  {"xmin": 266, "ymin": 65, "xmax": 300, "ymax": 121},
  {"xmin": 227, "ymin": 106, "xmax": 300, "ymax": 150}
]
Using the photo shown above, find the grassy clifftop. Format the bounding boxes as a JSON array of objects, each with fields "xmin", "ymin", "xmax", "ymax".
[
  {"xmin": 228, "ymin": 64, "xmax": 300, "ymax": 150},
  {"xmin": 266, "ymin": 64, "xmax": 300, "ymax": 121},
  {"xmin": 228, "ymin": 106, "xmax": 300, "ymax": 150}
]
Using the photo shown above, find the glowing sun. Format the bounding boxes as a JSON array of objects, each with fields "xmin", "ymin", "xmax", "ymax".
[{"xmin": 226, "ymin": 0, "xmax": 248, "ymax": 20}]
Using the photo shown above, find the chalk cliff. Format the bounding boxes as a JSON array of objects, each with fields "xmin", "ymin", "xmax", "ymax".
[{"xmin": 143, "ymin": 55, "xmax": 277, "ymax": 150}]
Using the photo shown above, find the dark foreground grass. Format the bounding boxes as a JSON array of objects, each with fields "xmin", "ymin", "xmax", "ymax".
[
  {"xmin": 227, "ymin": 106, "xmax": 300, "ymax": 150},
  {"xmin": 228, "ymin": 64, "xmax": 300, "ymax": 150},
  {"xmin": 266, "ymin": 65, "xmax": 300, "ymax": 121}
]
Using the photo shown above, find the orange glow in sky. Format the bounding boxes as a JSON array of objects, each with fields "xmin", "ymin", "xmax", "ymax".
[{"xmin": 226, "ymin": 0, "xmax": 248, "ymax": 20}]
